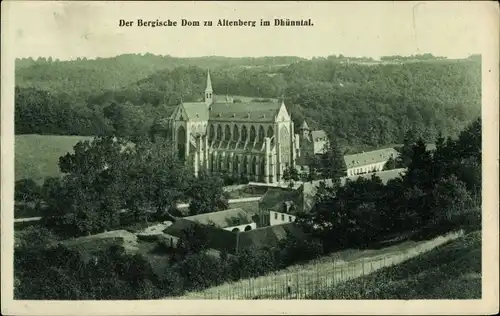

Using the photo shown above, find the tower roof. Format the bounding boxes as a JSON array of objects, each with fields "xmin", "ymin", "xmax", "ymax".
[
  {"xmin": 300, "ymin": 120, "xmax": 310, "ymax": 130},
  {"xmin": 205, "ymin": 69, "xmax": 213, "ymax": 92}
]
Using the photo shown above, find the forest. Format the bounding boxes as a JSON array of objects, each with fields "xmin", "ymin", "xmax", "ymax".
[{"xmin": 15, "ymin": 54, "xmax": 481, "ymax": 149}]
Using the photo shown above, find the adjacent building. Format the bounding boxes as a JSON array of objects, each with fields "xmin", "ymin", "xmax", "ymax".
[{"xmin": 344, "ymin": 148, "xmax": 399, "ymax": 176}]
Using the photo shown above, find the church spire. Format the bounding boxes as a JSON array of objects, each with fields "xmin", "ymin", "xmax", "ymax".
[
  {"xmin": 205, "ymin": 69, "xmax": 213, "ymax": 106},
  {"xmin": 206, "ymin": 69, "xmax": 213, "ymax": 92}
]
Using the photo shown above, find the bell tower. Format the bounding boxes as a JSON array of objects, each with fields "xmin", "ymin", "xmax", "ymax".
[
  {"xmin": 205, "ymin": 69, "xmax": 213, "ymax": 107},
  {"xmin": 300, "ymin": 120, "xmax": 310, "ymax": 139}
]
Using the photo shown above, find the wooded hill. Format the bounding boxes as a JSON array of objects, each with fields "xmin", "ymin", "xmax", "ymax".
[{"xmin": 15, "ymin": 54, "xmax": 481, "ymax": 148}]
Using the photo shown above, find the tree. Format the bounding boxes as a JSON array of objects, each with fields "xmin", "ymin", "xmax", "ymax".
[
  {"xmin": 396, "ymin": 129, "xmax": 417, "ymax": 168},
  {"xmin": 42, "ymin": 137, "xmax": 130, "ymax": 236},
  {"xmin": 15, "ymin": 179, "xmax": 41, "ymax": 203},
  {"xmin": 282, "ymin": 164, "xmax": 299, "ymax": 183},
  {"xmin": 403, "ymin": 138, "xmax": 435, "ymax": 190},
  {"xmin": 383, "ymin": 156, "xmax": 397, "ymax": 171},
  {"xmin": 176, "ymin": 223, "xmax": 211, "ymax": 255},
  {"xmin": 431, "ymin": 175, "xmax": 473, "ymax": 222},
  {"xmin": 187, "ymin": 171, "xmax": 228, "ymax": 216},
  {"xmin": 318, "ymin": 135, "xmax": 346, "ymax": 184},
  {"xmin": 15, "ymin": 226, "xmax": 57, "ymax": 250},
  {"xmin": 123, "ymin": 138, "xmax": 192, "ymax": 221}
]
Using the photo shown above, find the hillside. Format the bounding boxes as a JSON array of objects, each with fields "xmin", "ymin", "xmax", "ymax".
[
  {"xmin": 173, "ymin": 230, "xmax": 467, "ymax": 299},
  {"xmin": 308, "ymin": 230, "xmax": 481, "ymax": 299},
  {"xmin": 15, "ymin": 54, "xmax": 481, "ymax": 149},
  {"xmin": 15, "ymin": 54, "xmax": 304, "ymax": 96}
]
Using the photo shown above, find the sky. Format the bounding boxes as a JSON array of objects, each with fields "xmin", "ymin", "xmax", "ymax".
[{"xmin": 4, "ymin": 1, "xmax": 493, "ymax": 60}]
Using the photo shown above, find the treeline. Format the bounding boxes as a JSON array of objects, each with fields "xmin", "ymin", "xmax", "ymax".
[
  {"xmin": 297, "ymin": 118, "xmax": 481, "ymax": 252},
  {"xmin": 15, "ymin": 54, "xmax": 303, "ymax": 95},
  {"xmin": 15, "ymin": 55, "xmax": 480, "ymax": 147}
]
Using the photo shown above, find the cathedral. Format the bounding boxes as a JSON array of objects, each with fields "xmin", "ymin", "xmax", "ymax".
[{"xmin": 167, "ymin": 71, "xmax": 326, "ymax": 183}]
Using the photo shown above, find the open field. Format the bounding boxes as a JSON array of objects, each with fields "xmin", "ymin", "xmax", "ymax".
[
  {"xmin": 309, "ymin": 230, "xmax": 481, "ymax": 299},
  {"xmin": 15, "ymin": 134, "xmax": 93, "ymax": 183},
  {"xmin": 172, "ymin": 230, "xmax": 465, "ymax": 299}
]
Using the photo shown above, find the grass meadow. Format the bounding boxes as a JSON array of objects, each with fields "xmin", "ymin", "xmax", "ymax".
[{"xmin": 15, "ymin": 134, "xmax": 93, "ymax": 183}]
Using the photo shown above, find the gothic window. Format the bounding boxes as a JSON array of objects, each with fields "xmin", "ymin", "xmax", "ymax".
[
  {"xmin": 233, "ymin": 125, "xmax": 240, "ymax": 141},
  {"xmin": 267, "ymin": 126, "xmax": 274, "ymax": 138},
  {"xmin": 250, "ymin": 126, "xmax": 256, "ymax": 142},
  {"xmin": 251, "ymin": 156, "xmax": 257, "ymax": 175},
  {"xmin": 216, "ymin": 125, "xmax": 222, "ymax": 140},
  {"xmin": 241, "ymin": 126, "xmax": 248, "ymax": 142},
  {"xmin": 224, "ymin": 125, "xmax": 231, "ymax": 141},
  {"xmin": 209, "ymin": 125, "xmax": 215, "ymax": 141},
  {"xmin": 258, "ymin": 125, "xmax": 265, "ymax": 142},
  {"xmin": 176, "ymin": 125, "xmax": 186, "ymax": 161}
]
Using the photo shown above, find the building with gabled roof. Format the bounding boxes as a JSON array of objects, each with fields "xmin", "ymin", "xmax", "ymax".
[
  {"xmin": 344, "ymin": 147, "xmax": 399, "ymax": 176},
  {"xmin": 183, "ymin": 208, "xmax": 256, "ymax": 232},
  {"xmin": 165, "ymin": 208, "xmax": 257, "ymax": 236}
]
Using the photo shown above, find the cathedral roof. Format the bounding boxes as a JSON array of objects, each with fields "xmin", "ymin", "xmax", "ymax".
[
  {"xmin": 209, "ymin": 101, "xmax": 282, "ymax": 122},
  {"xmin": 180, "ymin": 102, "xmax": 209, "ymax": 121}
]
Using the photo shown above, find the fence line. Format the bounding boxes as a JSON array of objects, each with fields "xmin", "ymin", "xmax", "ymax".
[{"xmin": 174, "ymin": 230, "xmax": 464, "ymax": 300}]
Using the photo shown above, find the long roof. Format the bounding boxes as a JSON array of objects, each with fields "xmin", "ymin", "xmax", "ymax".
[
  {"xmin": 209, "ymin": 101, "xmax": 282, "ymax": 122},
  {"xmin": 184, "ymin": 208, "xmax": 254, "ymax": 228},
  {"xmin": 344, "ymin": 147, "xmax": 399, "ymax": 168}
]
